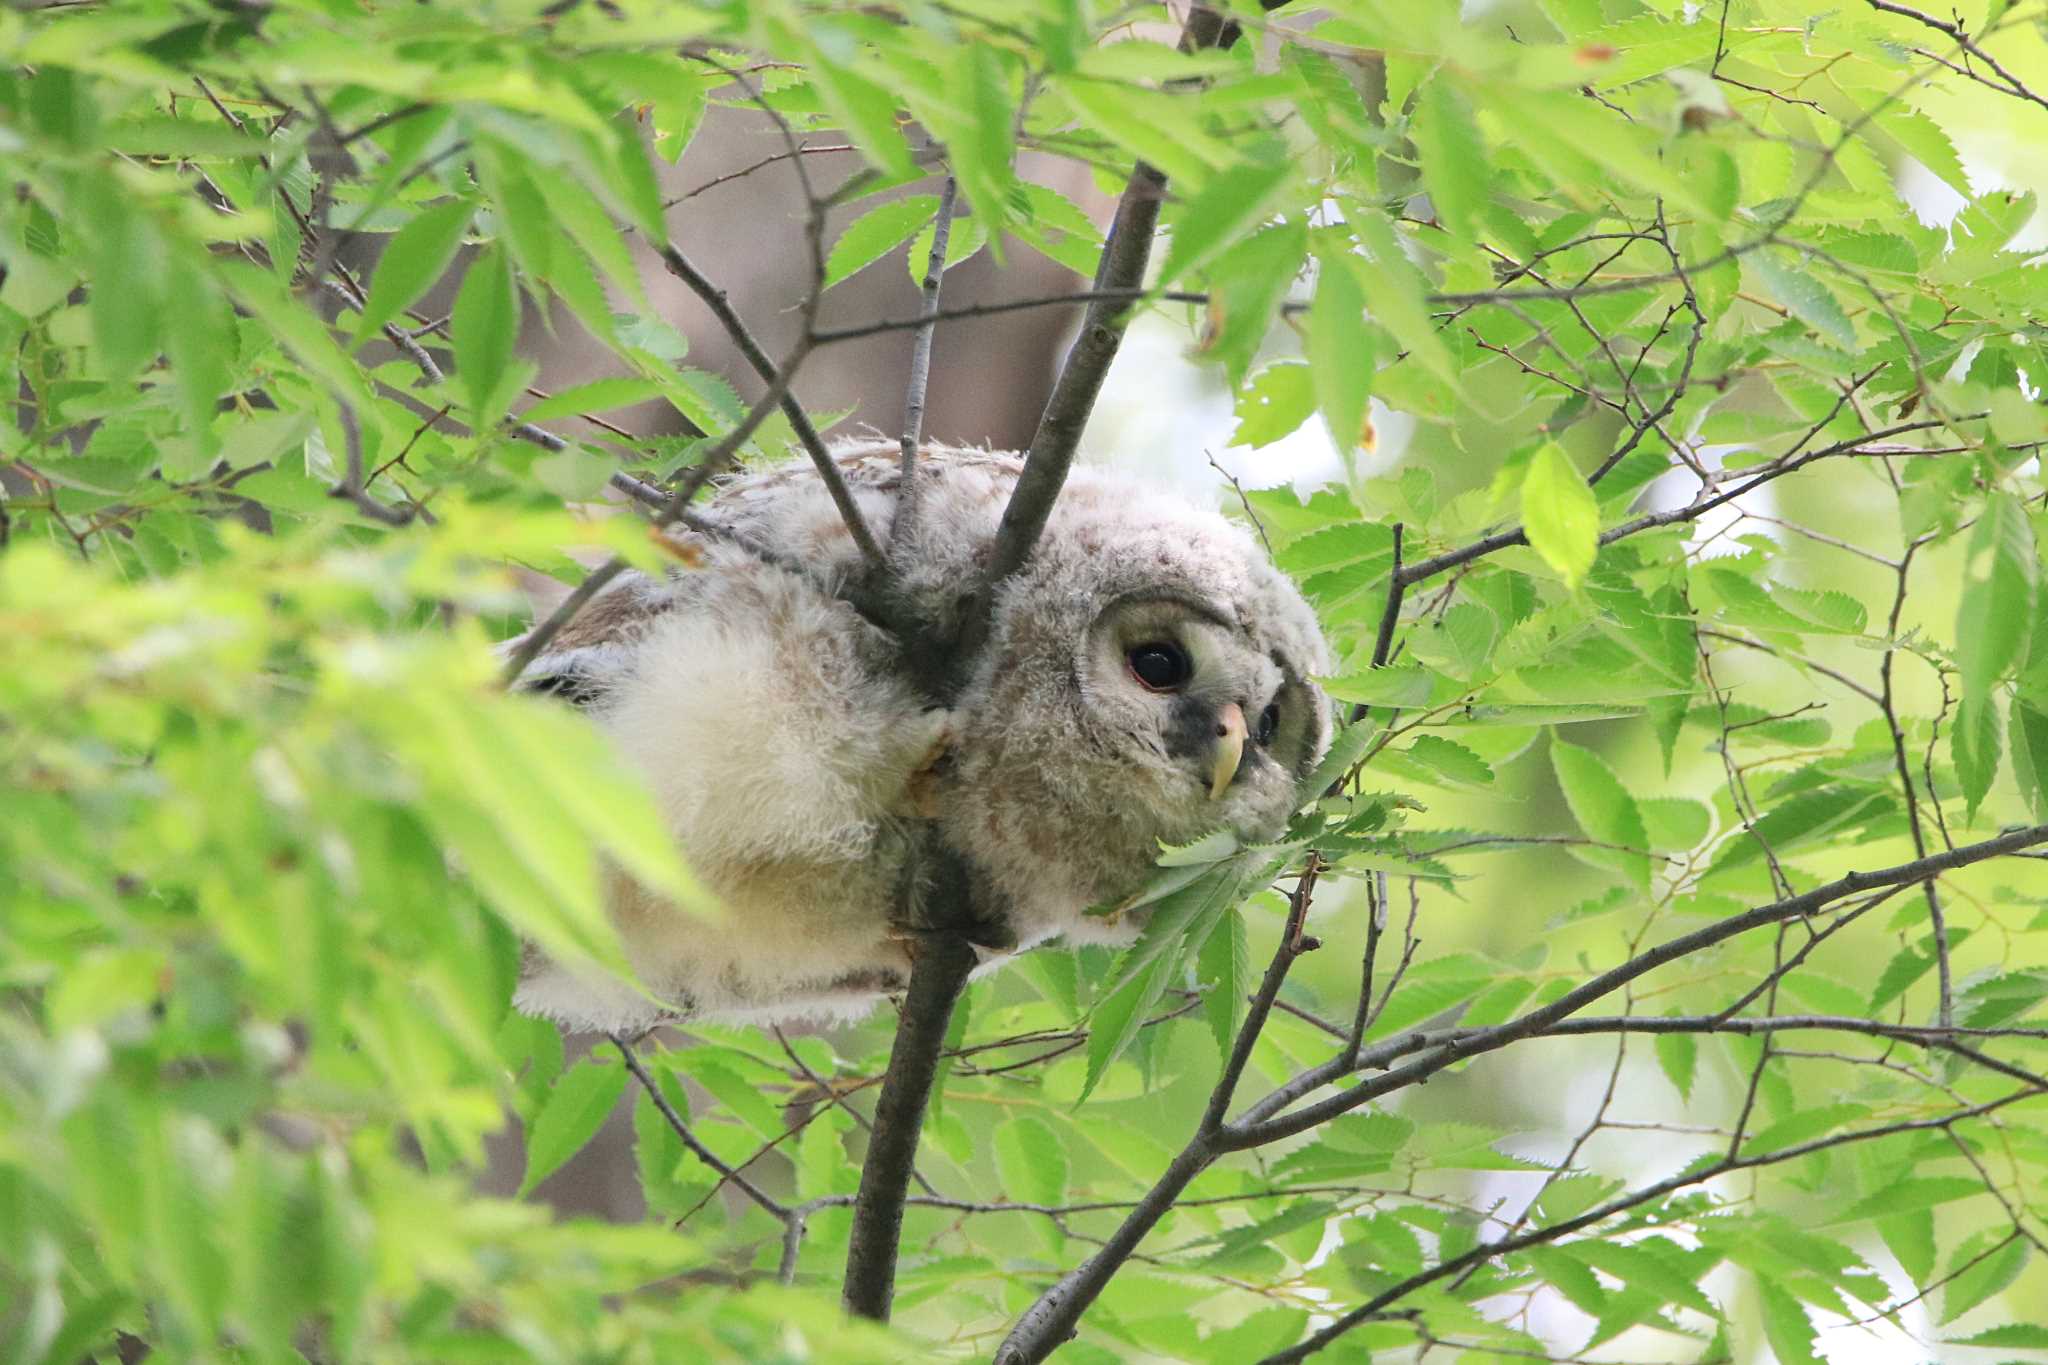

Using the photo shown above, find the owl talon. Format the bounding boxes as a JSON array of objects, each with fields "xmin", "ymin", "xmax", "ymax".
[
  {"xmin": 882, "ymin": 918, "xmax": 1013, "ymax": 968},
  {"xmin": 884, "ymin": 925, "xmax": 922, "ymax": 966},
  {"xmin": 900, "ymin": 710, "xmax": 956, "ymax": 818}
]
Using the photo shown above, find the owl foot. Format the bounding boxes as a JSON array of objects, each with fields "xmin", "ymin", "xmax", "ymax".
[
  {"xmin": 884, "ymin": 915, "xmax": 1016, "ymax": 968},
  {"xmin": 898, "ymin": 708, "xmax": 957, "ymax": 819}
]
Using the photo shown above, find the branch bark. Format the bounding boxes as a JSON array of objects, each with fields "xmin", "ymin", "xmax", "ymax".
[{"xmin": 839, "ymin": 932, "xmax": 976, "ymax": 1317}]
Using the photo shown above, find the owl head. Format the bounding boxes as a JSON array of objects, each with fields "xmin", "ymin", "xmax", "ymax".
[{"xmin": 939, "ymin": 468, "xmax": 1331, "ymax": 918}]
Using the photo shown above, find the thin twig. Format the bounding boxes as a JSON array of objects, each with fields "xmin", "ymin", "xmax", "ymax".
[
  {"xmin": 613, "ymin": 1034, "xmax": 791, "ymax": 1220},
  {"xmin": 326, "ymin": 400, "xmax": 416, "ymax": 526},
  {"xmin": 893, "ymin": 175, "xmax": 958, "ymax": 558},
  {"xmin": 656, "ymin": 243, "xmax": 885, "ymax": 571},
  {"xmin": 501, "ymin": 557, "xmax": 629, "ymax": 687}
]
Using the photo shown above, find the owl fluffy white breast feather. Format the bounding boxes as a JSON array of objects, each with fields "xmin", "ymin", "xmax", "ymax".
[{"xmin": 512, "ymin": 443, "xmax": 1331, "ymax": 1032}]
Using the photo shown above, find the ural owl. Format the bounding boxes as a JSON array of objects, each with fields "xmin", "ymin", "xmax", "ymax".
[{"xmin": 513, "ymin": 443, "xmax": 1331, "ymax": 1032}]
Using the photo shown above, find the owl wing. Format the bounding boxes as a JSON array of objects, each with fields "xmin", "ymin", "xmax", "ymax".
[
  {"xmin": 512, "ymin": 447, "xmax": 1008, "ymax": 1029},
  {"xmin": 504, "ymin": 569, "xmax": 678, "ymax": 706}
]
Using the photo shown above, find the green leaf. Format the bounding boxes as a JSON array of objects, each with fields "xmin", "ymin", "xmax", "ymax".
[
  {"xmin": 1157, "ymin": 158, "xmax": 1293, "ymax": 288},
  {"xmin": 1304, "ymin": 719, "xmax": 1381, "ymax": 795},
  {"xmin": 1308, "ymin": 249, "xmax": 1377, "ymax": 461},
  {"xmin": 1710, "ymin": 785, "xmax": 1892, "ymax": 875},
  {"xmin": 1830, "ymin": 1176, "xmax": 1983, "ymax": 1225},
  {"xmin": 2009, "ymin": 696, "xmax": 2048, "ymax": 818},
  {"xmin": 1654, "ymin": 1029, "xmax": 1697, "ymax": 1100},
  {"xmin": 354, "ymin": 199, "xmax": 472, "ymax": 343},
  {"xmin": 1200, "ymin": 221, "xmax": 1308, "ymax": 384},
  {"xmin": 993, "ymin": 1115, "xmax": 1068, "ymax": 1207},
  {"xmin": 162, "ymin": 259, "xmax": 230, "ymax": 463},
  {"xmin": 1505, "ymin": 87, "xmax": 1725, "ymax": 222},
  {"xmin": 520, "ymin": 378, "xmax": 666, "ymax": 424},
  {"xmin": 1352, "ymin": 211, "xmax": 1458, "ymax": 391},
  {"xmin": 1951, "ymin": 1323, "xmax": 2048, "ymax": 1349},
  {"xmin": 450, "ymin": 245, "xmax": 520, "ymax": 431},
  {"xmin": 79, "ymin": 173, "xmax": 160, "ymax": 378},
  {"xmin": 1521, "ymin": 442, "xmax": 1600, "ymax": 589},
  {"xmin": 533, "ymin": 446, "xmax": 615, "ymax": 502},
  {"xmin": 907, "ymin": 209, "xmax": 988, "ymax": 282},
  {"xmin": 1060, "ymin": 80, "xmax": 1224, "ymax": 186},
  {"xmin": 1756, "ymin": 1278, "xmax": 1822, "ymax": 1365},
  {"xmin": 219, "ymin": 410, "xmax": 315, "ymax": 472},
  {"xmin": 1079, "ymin": 951, "xmax": 1177, "ymax": 1106},
  {"xmin": 1868, "ymin": 931, "xmax": 1963, "ymax": 1013},
  {"xmin": 825, "ymin": 195, "xmax": 940, "ymax": 288},
  {"xmin": 670, "ymin": 1052, "xmax": 781, "ymax": 1141},
  {"xmin": 1012, "ymin": 182, "xmax": 1103, "ymax": 275},
  {"xmin": 1401, "ymin": 734, "xmax": 1494, "ymax": 787},
  {"xmin": 1953, "ymin": 691, "xmax": 2003, "ymax": 817},
  {"xmin": 1196, "ymin": 905, "xmax": 1248, "ymax": 1058},
  {"xmin": 1638, "ymin": 797, "xmax": 1710, "ymax": 851},
  {"xmin": 633, "ymin": 1077, "xmax": 696, "ymax": 1217},
  {"xmin": 1549, "ymin": 740, "xmax": 1650, "ymax": 888},
  {"xmin": 1232, "ymin": 361, "xmax": 1317, "ymax": 449},
  {"xmin": 1411, "ymin": 75, "xmax": 1486, "ymax": 243},
  {"xmin": 1879, "ymin": 1208, "xmax": 1937, "ymax": 1285},
  {"xmin": 521, "ymin": 1057, "xmax": 628, "ymax": 1195},
  {"xmin": 804, "ymin": 57, "xmax": 915, "ymax": 179},
  {"xmin": 1957, "ymin": 492, "xmax": 2036, "ymax": 705},
  {"xmin": 1940, "ymin": 1233, "xmax": 2028, "ymax": 1324},
  {"xmin": 941, "ymin": 43, "xmax": 1016, "ymax": 245},
  {"xmin": 1752, "ymin": 254, "xmax": 1857, "ymax": 350}
]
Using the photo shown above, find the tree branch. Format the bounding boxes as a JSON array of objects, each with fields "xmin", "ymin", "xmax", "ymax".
[
  {"xmin": 995, "ymin": 819, "xmax": 2048, "ymax": 1360},
  {"xmin": 1229, "ymin": 819, "xmax": 2048, "ymax": 1149},
  {"xmin": 1261, "ymin": 1087, "xmax": 2046, "ymax": 1363},
  {"xmin": 840, "ymin": 932, "xmax": 977, "ymax": 1319},
  {"xmin": 1395, "ymin": 415, "xmax": 1974, "ymax": 588},
  {"xmin": 852, "ymin": 4, "xmax": 1243, "ymax": 1326},
  {"xmin": 966, "ymin": 163, "xmax": 1166, "ymax": 637}
]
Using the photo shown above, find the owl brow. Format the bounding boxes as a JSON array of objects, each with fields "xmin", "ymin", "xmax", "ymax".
[{"xmin": 1103, "ymin": 588, "xmax": 1238, "ymax": 635}]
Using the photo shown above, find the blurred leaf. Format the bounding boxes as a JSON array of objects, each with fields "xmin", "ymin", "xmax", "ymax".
[
  {"xmin": 450, "ymin": 244, "xmax": 520, "ymax": 430},
  {"xmin": 1549, "ymin": 740, "xmax": 1650, "ymax": 887},
  {"xmin": 1953, "ymin": 691, "xmax": 2002, "ymax": 818},
  {"xmin": 1755, "ymin": 1279, "xmax": 1821, "ymax": 1365},
  {"xmin": 1196, "ymin": 905, "xmax": 1248, "ymax": 1058},
  {"xmin": 1957, "ymin": 493, "xmax": 2036, "ymax": 705},
  {"xmin": 1157, "ymin": 158, "xmax": 1293, "ymax": 288},
  {"xmin": 1233, "ymin": 361, "xmax": 1317, "ymax": 449},
  {"xmin": 1654, "ymin": 1029, "xmax": 1697, "ymax": 1100},
  {"xmin": 825, "ymin": 195, "xmax": 940, "ymax": 287},
  {"xmin": 1522, "ymin": 442, "xmax": 1599, "ymax": 589},
  {"xmin": 993, "ymin": 1116, "xmax": 1068, "ymax": 1207},
  {"xmin": 1940, "ymin": 1233, "xmax": 2028, "ymax": 1325},
  {"xmin": 521, "ymin": 1057, "xmax": 628, "ymax": 1195},
  {"xmin": 355, "ymin": 199, "xmax": 472, "ymax": 343},
  {"xmin": 1308, "ymin": 250, "xmax": 1377, "ymax": 462},
  {"xmin": 1752, "ymin": 255, "xmax": 1856, "ymax": 350},
  {"xmin": 1411, "ymin": 75, "xmax": 1486, "ymax": 243}
]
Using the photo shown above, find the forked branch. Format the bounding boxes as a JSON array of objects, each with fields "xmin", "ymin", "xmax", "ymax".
[{"xmin": 840, "ymin": 2, "xmax": 1242, "ymax": 1320}]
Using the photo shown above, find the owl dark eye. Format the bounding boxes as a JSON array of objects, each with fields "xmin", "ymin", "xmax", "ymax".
[
  {"xmin": 1256, "ymin": 701, "xmax": 1281, "ymax": 746},
  {"xmin": 1127, "ymin": 641, "xmax": 1192, "ymax": 691}
]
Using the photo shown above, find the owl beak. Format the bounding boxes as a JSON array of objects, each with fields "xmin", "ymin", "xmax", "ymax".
[{"xmin": 1208, "ymin": 703, "xmax": 1247, "ymax": 800}]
